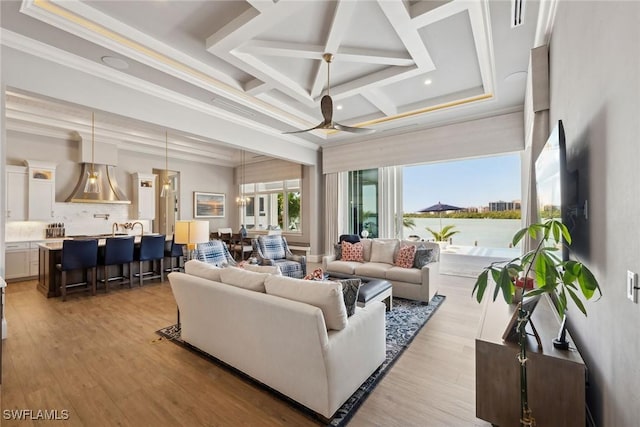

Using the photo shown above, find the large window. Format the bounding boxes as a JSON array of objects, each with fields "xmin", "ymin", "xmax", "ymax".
[
  {"xmin": 241, "ymin": 179, "xmax": 301, "ymax": 233},
  {"xmin": 348, "ymin": 169, "xmax": 379, "ymax": 238}
]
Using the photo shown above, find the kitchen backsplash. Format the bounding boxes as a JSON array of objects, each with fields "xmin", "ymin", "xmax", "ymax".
[{"xmin": 6, "ymin": 202, "xmax": 151, "ymax": 241}]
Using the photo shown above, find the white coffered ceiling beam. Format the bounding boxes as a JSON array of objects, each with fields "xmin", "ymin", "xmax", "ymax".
[
  {"xmin": 237, "ymin": 40, "xmax": 414, "ymax": 66},
  {"xmin": 244, "ymin": 79, "xmax": 271, "ymax": 96},
  {"xmin": 466, "ymin": 1, "xmax": 496, "ymax": 94},
  {"xmin": 310, "ymin": 0, "xmax": 359, "ymax": 98},
  {"xmin": 409, "ymin": 0, "xmax": 461, "ymax": 26},
  {"xmin": 327, "ymin": 66, "xmax": 422, "ymax": 101},
  {"xmin": 246, "ymin": 0, "xmax": 277, "ymax": 14},
  {"xmin": 362, "ymin": 88, "xmax": 398, "ymax": 116},
  {"xmin": 376, "ymin": 0, "xmax": 435, "ymax": 71},
  {"xmin": 255, "ymin": 93, "xmax": 323, "ymax": 125}
]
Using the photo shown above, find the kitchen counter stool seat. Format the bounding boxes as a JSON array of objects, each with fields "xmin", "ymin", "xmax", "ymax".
[
  {"xmin": 56, "ymin": 239, "xmax": 99, "ymax": 301},
  {"xmin": 165, "ymin": 238, "xmax": 185, "ymax": 273},
  {"xmin": 134, "ymin": 235, "xmax": 165, "ymax": 285},
  {"xmin": 99, "ymin": 236, "xmax": 135, "ymax": 292}
]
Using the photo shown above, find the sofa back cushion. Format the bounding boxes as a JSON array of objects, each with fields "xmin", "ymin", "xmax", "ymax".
[
  {"xmin": 361, "ymin": 238, "xmax": 373, "ymax": 261},
  {"xmin": 370, "ymin": 239, "xmax": 399, "ymax": 264},
  {"xmin": 220, "ymin": 266, "xmax": 269, "ymax": 293},
  {"xmin": 185, "ymin": 259, "xmax": 222, "ymax": 282},
  {"xmin": 265, "ymin": 275, "xmax": 348, "ymax": 331}
]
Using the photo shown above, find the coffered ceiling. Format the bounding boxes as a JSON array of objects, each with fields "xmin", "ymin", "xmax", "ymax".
[{"xmin": 1, "ymin": 0, "xmax": 542, "ymax": 166}]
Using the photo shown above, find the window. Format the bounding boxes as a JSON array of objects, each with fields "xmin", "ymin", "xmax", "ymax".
[
  {"xmin": 348, "ymin": 169, "xmax": 379, "ymax": 238},
  {"xmin": 241, "ymin": 179, "xmax": 301, "ymax": 233}
]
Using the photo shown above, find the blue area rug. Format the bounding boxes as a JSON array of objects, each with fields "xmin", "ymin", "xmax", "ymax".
[{"xmin": 156, "ymin": 294, "xmax": 445, "ymax": 426}]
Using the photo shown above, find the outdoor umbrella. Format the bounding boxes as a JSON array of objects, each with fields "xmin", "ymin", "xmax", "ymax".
[{"xmin": 418, "ymin": 201, "xmax": 463, "ymax": 233}]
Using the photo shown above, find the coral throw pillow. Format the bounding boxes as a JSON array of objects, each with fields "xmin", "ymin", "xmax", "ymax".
[
  {"xmin": 341, "ymin": 241, "xmax": 364, "ymax": 262},
  {"xmin": 394, "ymin": 245, "xmax": 417, "ymax": 268}
]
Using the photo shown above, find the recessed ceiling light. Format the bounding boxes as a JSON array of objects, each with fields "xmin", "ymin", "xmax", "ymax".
[
  {"xmin": 336, "ymin": 105, "xmax": 343, "ymax": 110},
  {"xmin": 424, "ymin": 79, "xmax": 432, "ymax": 85},
  {"xmin": 101, "ymin": 56, "xmax": 129, "ymax": 70}
]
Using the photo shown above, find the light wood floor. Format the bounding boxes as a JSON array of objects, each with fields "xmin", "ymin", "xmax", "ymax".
[{"xmin": 1, "ymin": 272, "xmax": 491, "ymax": 427}]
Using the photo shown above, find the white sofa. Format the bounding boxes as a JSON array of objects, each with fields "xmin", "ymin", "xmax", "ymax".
[
  {"xmin": 322, "ymin": 238, "xmax": 440, "ymax": 302},
  {"xmin": 168, "ymin": 261, "xmax": 386, "ymax": 419}
]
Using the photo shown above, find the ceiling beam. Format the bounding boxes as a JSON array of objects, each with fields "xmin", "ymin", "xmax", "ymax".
[
  {"xmin": 377, "ymin": 0, "xmax": 435, "ymax": 71},
  {"xmin": 310, "ymin": 0, "xmax": 359, "ymax": 99},
  {"xmin": 244, "ymin": 78, "xmax": 271, "ymax": 96},
  {"xmin": 326, "ymin": 65, "xmax": 422, "ymax": 101},
  {"xmin": 361, "ymin": 88, "xmax": 398, "ymax": 116}
]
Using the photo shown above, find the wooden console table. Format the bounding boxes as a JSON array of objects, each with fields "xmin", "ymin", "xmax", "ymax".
[{"xmin": 476, "ymin": 293, "xmax": 586, "ymax": 426}]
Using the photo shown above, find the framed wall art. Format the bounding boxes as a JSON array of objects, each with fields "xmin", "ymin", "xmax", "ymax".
[{"xmin": 194, "ymin": 192, "xmax": 225, "ymax": 218}]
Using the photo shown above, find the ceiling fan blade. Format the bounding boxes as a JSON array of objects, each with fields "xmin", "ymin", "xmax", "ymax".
[
  {"xmin": 282, "ymin": 122, "xmax": 326, "ymax": 134},
  {"xmin": 333, "ymin": 122, "xmax": 376, "ymax": 135},
  {"xmin": 321, "ymin": 95, "xmax": 333, "ymax": 124}
]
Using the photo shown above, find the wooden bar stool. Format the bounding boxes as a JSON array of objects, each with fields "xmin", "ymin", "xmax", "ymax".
[
  {"xmin": 98, "ymin": 236, "xmax": 135, "ymax": 292},
  {"xmin": 134, "ymin": 235, "xmax": 166, "ymax": 286},
  {"xmin": 57, "ymin": 239, "xmax": 99, "ymax": 301}
]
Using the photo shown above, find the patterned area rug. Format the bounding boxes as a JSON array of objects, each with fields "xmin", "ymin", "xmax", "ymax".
[{"xmin": 156, "ymin": 295, "xmax": 445, "ymax": 426}]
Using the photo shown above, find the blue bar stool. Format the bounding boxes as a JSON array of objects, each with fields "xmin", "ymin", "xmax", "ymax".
[
  {"xmin": 99, "ymin": 236, "xmax": 135, "ymax": 292},
  {"xmin": 134, "ymin": 235, "xmax": 165, "ymax": 286},
  {"xmin": 164, "ymin": 237, "xmax": 185, "ymax": 273},
  {"xmin": 57, "ymin": 239, "xmax": 99, "ymax": 301}
]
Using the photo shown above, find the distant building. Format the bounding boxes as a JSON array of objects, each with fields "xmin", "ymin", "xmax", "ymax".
[{"xmin": 489, "ymin": 200, "xmax": 521, "ymax": 211}]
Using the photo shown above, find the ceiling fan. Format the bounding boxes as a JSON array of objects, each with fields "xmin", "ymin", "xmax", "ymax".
[{"xmin": 283, "ymin": 53, "xmax": 375, "ymax": 135}]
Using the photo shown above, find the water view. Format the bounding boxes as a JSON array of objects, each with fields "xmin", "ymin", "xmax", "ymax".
[{"xmin": 403, "ymin": 217, "xmax": 523, "ymax": 249}]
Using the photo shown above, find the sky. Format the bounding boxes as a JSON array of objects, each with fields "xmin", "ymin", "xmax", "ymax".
[{"xmin": 403, "ymin": 153, "xmax": 521, "ymax": 212}]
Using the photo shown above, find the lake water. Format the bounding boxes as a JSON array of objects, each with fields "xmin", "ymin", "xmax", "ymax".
[{"xmin": 403, "ymin": 218, "xmax": 523, "ymax": 249}]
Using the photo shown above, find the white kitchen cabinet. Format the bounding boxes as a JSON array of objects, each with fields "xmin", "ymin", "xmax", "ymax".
[
  {"xmin": 132, "ymin": 173, "xmax": 156, "ymax": 220},
  {"xmin": 25, "ymin": 160, "xmax": 56, "ymax": 220},
  {"xmin": 5, "ymin": 165, "xmax": 28, "ymax": 221},
  {"xmin": 29, "ymin": 242, "xmax": 41, "ymax": 277},
  {"xmin": 5, "ymin": 242, "xmax": 31, "ymax": 280}
]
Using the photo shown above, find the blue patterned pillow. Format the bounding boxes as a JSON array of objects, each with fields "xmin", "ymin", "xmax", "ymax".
[
  {"xmin": 413, "ymin": 247, "xmax": 435, "ymax": 268},
  {"xmin": 195, "ymin": 241, "xmax": 229, "ymax": 266},
  {"xmin": 259, "ymin": 235, "xmax": 286, "ymax": 260},
  {"xmin": 337, "ymin": 278, "xmax": 361, "ymax": 317}
]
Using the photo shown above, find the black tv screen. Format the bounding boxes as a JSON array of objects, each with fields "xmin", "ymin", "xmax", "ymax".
[{"xmin": 535, "ymin": 120, "xmax": 569, "ymax": 261}]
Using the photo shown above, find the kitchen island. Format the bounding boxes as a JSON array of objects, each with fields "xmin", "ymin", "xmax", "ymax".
[{"xmin": 38, "ymin": 235, "xmax": 172, "ymax": 298}]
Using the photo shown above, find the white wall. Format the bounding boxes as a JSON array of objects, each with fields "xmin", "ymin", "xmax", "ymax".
[{"xmin": 550, "ymin": 2, "xmax": 640, "ymax": 425}]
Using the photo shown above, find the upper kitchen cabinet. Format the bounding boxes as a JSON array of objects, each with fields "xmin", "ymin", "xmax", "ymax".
[
  {"xmin": 132, "ymin": 173, "xmax": 156, "ymax": 220},
  {"xmin": 5, "ymin": 165, "xmax": 28, "ymax": 221},
  {"xmin": 25, "ymin": 160, "xmax": 57, "ymax": 220}
]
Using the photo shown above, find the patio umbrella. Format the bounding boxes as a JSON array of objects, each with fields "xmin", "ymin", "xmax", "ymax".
[{"xmin": 418, "ymin": 201, "xmax": 463, "ymax": 233}]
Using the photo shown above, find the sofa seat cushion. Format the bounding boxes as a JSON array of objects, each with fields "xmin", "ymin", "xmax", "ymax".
[
  {"xmin": 219, "ymin": 266, "xmax": 269, "ymax": 292},
  {"xmin": 386, "ymin": 266, "xmax": 422, "ymax": 284},
  {"xmin": 265, "ymin": 275, "xmax": 348, "ymax": 330},
  {"xmin": 185, "ymin": 259, "xmax": 222, "ymax": 282},
  {"xmin": 354, "ymin": 262, "xmax": 393, "ymax": 277},
  {"xmin": 325, "ymin": 260, "xmax": 360, "ymax": 275}
]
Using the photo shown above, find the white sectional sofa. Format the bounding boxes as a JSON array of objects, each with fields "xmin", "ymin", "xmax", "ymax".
[
  {"xmin": 322, "ymin": 238, "xmax": 440, "ymax": 302},
  {"xmin": 168, "ymin": 260, "xmax": 386, "ymax": 419}
]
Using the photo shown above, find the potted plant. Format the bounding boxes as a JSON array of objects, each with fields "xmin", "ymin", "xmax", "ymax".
[
  {"xmin": 425, "ymin": 224, "xmax": 459, "ymax": 248},
  {"xmin": 472, "ymin": 219, "xmax": 601, "ymax": 427}
]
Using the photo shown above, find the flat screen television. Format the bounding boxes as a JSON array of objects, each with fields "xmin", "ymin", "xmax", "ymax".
[{"xmin": 535, "ymin": 120, "xmax": 571, "ymax": 261}]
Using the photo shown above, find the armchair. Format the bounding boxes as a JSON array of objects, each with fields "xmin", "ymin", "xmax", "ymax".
[
  {"xmin": 252, "ymin": 235, "xmax": 306, "ymax": 278},
  {"xmin": 194, "ymin": 240, "xmax": 237, "ymax": 267}
]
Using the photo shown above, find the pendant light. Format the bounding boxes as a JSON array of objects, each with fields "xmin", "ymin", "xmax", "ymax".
[
  {"xmin": 236, "ymin": 150, "xmax": 249, "ymax": 206},
  {"xmin": 160, "ymin": 131, "xmax": 171, "ymax": 198},
  {"xmin": 83, "ymin": 112, "xmax": 101, "ymax": 194}
]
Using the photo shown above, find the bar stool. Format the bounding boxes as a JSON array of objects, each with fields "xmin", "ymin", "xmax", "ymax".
[
  {"xmin": 57, "ymin": 239, "xmax": 99, "ymax": 301},
  {"xmin": 99, "ymin": 236, "xmax": 135, "ymax": 292},
  {"xmin": 134, "ymin": 235, "xmax": 165, "ymax": 286},
  {"xmin": 164, "ymin": 237, "xmax": 185, "ymax": 273}
]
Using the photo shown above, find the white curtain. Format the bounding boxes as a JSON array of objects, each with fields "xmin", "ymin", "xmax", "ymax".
[{"xmin": 324, "ymin": 172, "xmax": 339, "ymax": 255}]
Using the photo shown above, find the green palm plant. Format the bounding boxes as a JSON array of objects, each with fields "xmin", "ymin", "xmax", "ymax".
[
  {"xmin": 426, "ymin": 224, "xmax": 459, "ymax": 242},
  {"xmin": 402, "ymin": 216, "xmax": 416, "ymax": 230},
  {"xmin": 472, "ymin": 219, "xmax": 601, "ymax": 426}
]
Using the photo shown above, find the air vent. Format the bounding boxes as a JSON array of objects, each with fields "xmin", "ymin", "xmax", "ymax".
[
  {"xmin": 210, "ymin": 97, "xmax": 256, "ymax": 117},
  {"xmin": 511, "ymin": 0, "xmax": 525, "ymax": 28}
]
